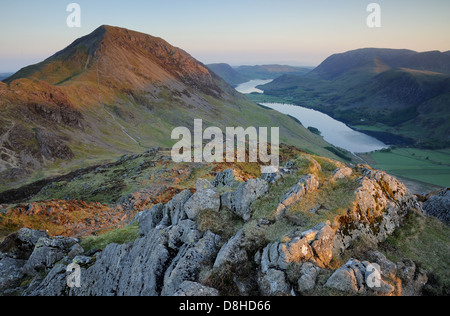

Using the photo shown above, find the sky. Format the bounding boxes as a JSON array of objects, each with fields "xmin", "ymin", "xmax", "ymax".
[{"xmin": 0, "ymin": 0, "xmax": 450, "ymax": 72}]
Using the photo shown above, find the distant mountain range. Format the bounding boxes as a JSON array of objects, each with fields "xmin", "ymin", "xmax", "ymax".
[
  {"xmin": 259, "ymin": 48, "xmax": 450, "ymax": 149},
  {"xmin": 0, "ymin": 25, "xmax": 334, "ymax": 191},
  {"xmin": 207, "ymin": 63, "xmax": 312, "ymax": 86},
  {"xmin": 0, "ymin": 73, "xmax": 13, "ymax": 81}
]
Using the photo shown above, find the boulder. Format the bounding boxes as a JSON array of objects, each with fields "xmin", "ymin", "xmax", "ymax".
[
  {"xmin": 310, "ymin": 223, "xmax": 336, "ymax": 267},
  {"xmin": 23, "ymin": 236, "xmax": 79, "ymax": 276},
  {"xmin": 332, "ymin": 166, "xmax": 353, "ymax": 180},
  {"xmin": 164, "ymin": 190, "xmax": 193, "ymax": 225},
  {"xmin": 324, "ymin": 261, "xmax": 360, "ymax": 294},
  {"xmin": 261, "ymin": 234, "xmax": 314, "ymax": 272},
  {"xmin": 258, "ymin": 269, "xmax": 291, "ymax": 296},
  {"xmin": 325, "ymin": 259, "xmax": 395, "ymax": 295},
  {"xmin": 137, "ymin": 204, "xmax": 165, "ymax": 236},
  {"xmin": 297, "ymin": 262, "xmax": 321, "ymax": 295},
  {"xmin": 184, "ymin": 179, "xmax": 220, "ymax": 220},
  {"xmin": 233, "ymin": 178, "xmax": 269, "ymax": 221},
  {"xmin": 161, "ymin": 230, "xmax": 221, "ymax": 296},
  {"xmin": 423, "ymin": 189, "xmax": 450, "ymax": 225},
  {"xmin": 213, "ymin": 169, "xmax": 237, "ymax": 188}
]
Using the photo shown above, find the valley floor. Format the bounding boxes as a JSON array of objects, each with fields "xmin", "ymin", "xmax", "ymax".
[{"xmin": 360, "ymin": 147, "xmax": 450, "ymax": 193}]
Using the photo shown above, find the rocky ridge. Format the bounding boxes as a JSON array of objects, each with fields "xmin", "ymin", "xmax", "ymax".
[{"xmin": 0, "ymin": 158, "xmax": 432, "ymax": 296}]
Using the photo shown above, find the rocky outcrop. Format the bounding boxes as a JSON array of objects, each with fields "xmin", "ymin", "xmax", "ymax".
[
  {"xmin": 0, "ymin": 228, "xmax": 49, "ymax": 260},
  {"xmin": 221, "ymin": 177, "xmax": 269, "ymax": 221},
  {"xmin": 35, "ymin": 129, "xmax": 75, "ymax": 162},
  {"xmin": 233, "ymin": 179, "xmax": 269, "ymax": 221},
  {"xmin": 0, "ymin": 162, "xmax": 427, "ymax": 296},
  {"xmin": 214, "ymin": 229, "xmax": 248, "ymax": 269},
  {"xmin": 22, "ymin": 236, "xmax": 79, "ymax": 276},
  {"xmin": 422, "ymin": 189, "xmax": 450, "ymax": 225},
  {"xmin": 22, "ymin": 209, "xmax": 221, "ymax": 296},
  {"xmin": 333, "ymin": 166, "xmax": 419, "ymax": 257},
  {"xmin": 0, "ymin": 229, "xmax": 82, "ymax": 296}
]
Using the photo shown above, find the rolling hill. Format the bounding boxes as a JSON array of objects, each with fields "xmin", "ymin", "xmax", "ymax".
[
  {"xmin": 0, "ymin": 25, "xmax": 337, "ymax": 192},
  {"xmin": 260, "ymin": 48, "xmax": 450, "ymax": 149}
]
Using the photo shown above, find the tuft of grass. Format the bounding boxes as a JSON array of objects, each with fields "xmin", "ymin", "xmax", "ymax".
[
  {"xmin": 80, "ymin": 222, "xmax": 140, "ymax": 252},
  {"xmin": 197, "ymin": 209, "xmax": 243, "ymax": 241},
  {"xmin": 286, "ymin": 177, "xmax": 359, "ymax": 229}
]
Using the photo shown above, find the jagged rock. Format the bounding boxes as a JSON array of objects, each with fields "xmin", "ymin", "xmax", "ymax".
[
  {"xmin": 233, "ymin": 178, "xmax": 269, "ymax": 221},
  {"xmin": 214, "ymin": 230, "xmax": 248, "ymax": 269},
  {"xmin": 213, "ymin": 169, "xmax": 237, "ymax": 187},
  {"xmin": 161, "ymin": 230, "xmax": 221, "ymax": 296},
  {"xmin": 23, "ymin": 236, "xmax": 79, "ymax": 276},
  {"xmin": 173, "ymin": 281, "xmax": 220, "ymax": 296},
  {"xmin": 164, "ymin": 190, "xmax": 193, "ymax": 226},
  {"xmin": 137, "ymin": 204, "xmax": 165, "ymax": 236},
  {"xmin": 275, "ymin": 174, "xmax": 319, "ymax": 220},
  {"xmin": 0, "ymin": 228, "xmax": 49, "ymax": 260},
  {"xmin": 324, "ymin": 261, "xmax": 360, "ymax": 294},
  {"xmin": 258, "ymin": 269, "xmax": 291, "ymax": 296},
  {"xmin": 333, "ymin": 166, "xmax": 353, "ymax": 180},
  {"xmin": 422, "ymin": 189, "xmax": 450, "ymax": 225},
  {"xmin": 184, "ymin": 179, "xmax": 220, "ymax": 220},
  {"xmin": 333, "ymin": 166, "xmax": 416, "ymax": 257},
  {"xmin": 297, "ymin": 262, "xmax": 321, "ymax": 295},
  {"xmin": 167, "ymin": 220, "xmax": 202, "ymax": 250}
]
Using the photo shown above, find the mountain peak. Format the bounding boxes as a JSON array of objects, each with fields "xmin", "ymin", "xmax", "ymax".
[
  {"xmin": 6, "ymin": 25, "xmax": 222, "ymax": 97},
  {"xmin": 308, "ymin": 47, "xmax": 450, "ymax": 80}
]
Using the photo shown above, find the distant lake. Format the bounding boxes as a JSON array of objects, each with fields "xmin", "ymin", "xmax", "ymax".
[
  {"xmin": 235, "ymin": 79, "xmax": 389, "ymax": 154},
  {"xmin": 235, "ymin": 79, "xmax": 273, "ymax": 94}
]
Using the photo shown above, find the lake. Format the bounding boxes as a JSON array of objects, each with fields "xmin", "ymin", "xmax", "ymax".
[
  {"xmin": 235, "ymin": 79, "xmax": 274, "ymax": 94},
  {"xmin": 235, "ymin": 80, "xmax": 389, "ymax": 154}
]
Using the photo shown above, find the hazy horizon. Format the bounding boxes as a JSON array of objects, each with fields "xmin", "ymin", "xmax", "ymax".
[{"xmin": 1, "ymin": 0, "xmax": 450, "ymax": 72}]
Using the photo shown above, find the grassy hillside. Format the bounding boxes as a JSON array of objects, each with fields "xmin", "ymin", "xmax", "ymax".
[{"xmin": 0, "ymin": 26, "xmax": 344, "ymax": 194}]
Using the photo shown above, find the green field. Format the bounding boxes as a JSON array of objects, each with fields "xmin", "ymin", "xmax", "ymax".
[{"xmin": 368, "ymin": 148, "xmax": 450, "ymax": 188}]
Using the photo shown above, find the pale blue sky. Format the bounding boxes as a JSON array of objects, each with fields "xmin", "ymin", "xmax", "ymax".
[{"xmin": 1, "ymin": 0, "xmax": 449, "ymax": 72}]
